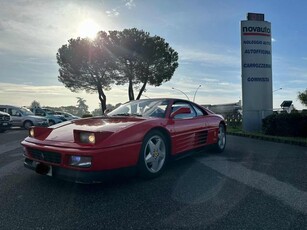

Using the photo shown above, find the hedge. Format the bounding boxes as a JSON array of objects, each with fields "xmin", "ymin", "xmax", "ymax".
[{"xmin": 262, "ymin": 113, "xmax": 307, "ymax": 137}]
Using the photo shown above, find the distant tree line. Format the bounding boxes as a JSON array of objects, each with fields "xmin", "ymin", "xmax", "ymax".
[
  {"xmin": 298, "ymin": 89, "xmax": 307, "ymax": 107},
  {"xmin": 29, "ymin": 97, "xmax": 120, "ymax": 117}
]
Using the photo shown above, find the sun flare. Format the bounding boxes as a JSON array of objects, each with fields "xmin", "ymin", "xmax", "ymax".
[{"xmin": 78, "ymin": 19, "xmax": 100, "ymax": 39}]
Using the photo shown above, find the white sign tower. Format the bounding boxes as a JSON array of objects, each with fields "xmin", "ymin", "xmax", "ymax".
[{"xmin": 241, "ymin": 13, "xmax": 273, "ymax": 132}]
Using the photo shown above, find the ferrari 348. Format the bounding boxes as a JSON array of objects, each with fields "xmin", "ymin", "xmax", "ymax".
[{"xmin": 21, "ymin": 98, "xmax": 226, "ymax": 183}]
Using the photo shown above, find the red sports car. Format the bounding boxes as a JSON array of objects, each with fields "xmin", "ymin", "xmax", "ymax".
[{"xmin": 21, "ymin": 98, "xmax": 226, "ymax": 183}]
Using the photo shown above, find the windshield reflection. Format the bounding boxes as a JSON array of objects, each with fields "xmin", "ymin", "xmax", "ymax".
[{"xmin": 108, "ymin": 99, "xmax": 169, "ymax": 118}]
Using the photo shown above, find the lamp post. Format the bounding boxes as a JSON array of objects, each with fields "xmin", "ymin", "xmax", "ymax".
[
  {"xmin": 193, "ymin": 85, "xmax": 202, "ymax": 102},
  {"xmin": 172, "ymin": 87, "xmax": 190, "ymax": 101}
]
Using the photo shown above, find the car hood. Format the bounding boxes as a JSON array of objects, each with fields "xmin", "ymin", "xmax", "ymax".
[
  {"xmin": 42, "ymin": 116, "xmax": 147, "ymax": 143},
  {"xmin": 0, "ymin": 111, "xmax": 10, "ymax": 116}
]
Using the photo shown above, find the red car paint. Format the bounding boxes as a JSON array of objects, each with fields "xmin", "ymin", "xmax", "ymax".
[{"xmin": 21, "ymin": 98, "xmax": 226, "ymax": 182}]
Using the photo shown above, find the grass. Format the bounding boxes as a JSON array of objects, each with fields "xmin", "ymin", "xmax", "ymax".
[{"xmin": 227, "ymin": 126, "xmax": 307, "ymax": 147}]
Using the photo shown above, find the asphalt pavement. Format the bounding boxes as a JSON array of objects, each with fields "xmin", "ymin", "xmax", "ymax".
[{"xmin": 0, "ymin": 129, "xmax": 306, "ymax": 230}]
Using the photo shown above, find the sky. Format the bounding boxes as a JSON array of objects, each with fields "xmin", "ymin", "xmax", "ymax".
[{"xmin": 0, "ymin": 0, "xmax": 306, "ymax": 111}]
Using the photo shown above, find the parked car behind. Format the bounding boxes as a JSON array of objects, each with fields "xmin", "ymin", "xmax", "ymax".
[
  {"xmin": 41, "ymin": 108, "xmax": 68, "ymax": 122},
  {"xmin": 30, "ymin": 107, "xmax": 65, "ymax": 126},
  {"xmin": 0, "ymin": 111, "xmax": 12, "ymax": 133},
  {"xmin": 0, "ymin": 105, "xmax": 48, "ymax": 129},
  {"xmin": 55, "ymin": 111, "xmax": 80, "ymax": 120}
]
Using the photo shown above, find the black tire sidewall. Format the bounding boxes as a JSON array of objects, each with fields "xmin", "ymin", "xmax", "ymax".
[
  {"xmin": 49, "ymin": 120, "xmax": 55, "ymax": 126},
  {"xmin": 24, "ymin": 121, "xmax": 33, "ymax": 129}
]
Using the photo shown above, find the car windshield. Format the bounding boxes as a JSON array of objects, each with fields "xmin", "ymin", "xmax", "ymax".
[
  {"xmin": 108, "ymin": 99, "xmax": 169, "ymax": 118},
  {"xmin": 20, "ymin": 107, "xmax": 34, "ymax": 116},
  {"xmin": 48, "ymin": 112, "xmax": 56, "ymax": 115}
]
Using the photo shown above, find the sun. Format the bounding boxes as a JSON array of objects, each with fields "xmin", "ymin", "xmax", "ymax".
[{"xmin": 78, "ymin": 19, "xmax": 100, "ymax": 39}]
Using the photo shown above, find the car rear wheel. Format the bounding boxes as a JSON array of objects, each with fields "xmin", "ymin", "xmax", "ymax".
[
  {"xmin": 138, "ymin": 130, "xmax": 168, "ymax": 179},
  {"xmin": 49, "ymin": 120, "xmax": 55, "ymax": 126},
  {"xmin": 23, "ymin": 121, "xmax": 33, "ymax": 130},
  {"xmin": 213, "ymin": 124, "xmax": 226, "ymax": 153}
]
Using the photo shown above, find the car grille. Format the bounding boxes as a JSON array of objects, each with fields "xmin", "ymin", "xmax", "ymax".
[
  {"xmin": 196, "ymin": 131, "xmax": 208, "ymax": 145},
  {"xmin": 0, "ymin": 114, "xmax": 10, "ymax": 121},
  {"xmin": 29, "ymin": 148, "xmax": 62, "ymax": 164}
]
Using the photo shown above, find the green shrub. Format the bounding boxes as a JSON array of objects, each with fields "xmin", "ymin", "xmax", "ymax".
[
  {"xmin": 81, "ymin": 114, "xmax": 93, "ymax": 118},
  {"xmin": 263, "ymin": 113, "xmax": 307, "ymax": 137}
]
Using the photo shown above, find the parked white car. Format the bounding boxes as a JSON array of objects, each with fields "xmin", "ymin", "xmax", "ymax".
[
  {"xmin": 0, "ymin": 105, "xmax": 48, "ymax": 129},
  {"xmin": 0, "ymin": 111, "xmax": 12, "ymax": 133}
]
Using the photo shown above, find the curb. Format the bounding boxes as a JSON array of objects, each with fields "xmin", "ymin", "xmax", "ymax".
[{"xmin": 227, "ymin": 131, "xmax": 307, "ymax": 147}]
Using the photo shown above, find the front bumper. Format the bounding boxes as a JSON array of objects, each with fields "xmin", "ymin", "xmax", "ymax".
[
  {"xmin": 21, "ymin": 140, "xmax": 141, "ymax": 183},
  {"xmin": 24, "ymin": 157, "xmax": 136, "ymax": 183}
]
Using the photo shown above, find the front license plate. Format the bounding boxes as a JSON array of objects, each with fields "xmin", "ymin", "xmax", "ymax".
[
  {"xmin": 46, "ymin": 166, "xmax": 52, "ymax": 177},
  {"xmin": 2, "ymin": 122, "xmax": 7, "ymax": 126}
]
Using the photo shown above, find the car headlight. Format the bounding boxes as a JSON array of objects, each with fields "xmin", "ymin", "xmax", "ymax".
[
  {"xmin": 69, "ymin": 155, "xmax": 92, "ymax": 168},
  {"xmin": 80, "ymin": 132, "xmax": 96, "ymax": 144}
]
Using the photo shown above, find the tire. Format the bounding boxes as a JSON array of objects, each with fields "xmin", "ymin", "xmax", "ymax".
[
  {"xmin": 138, "ymin": 130, "xmax": 168, "ymax": 179},
  {"xmin": 49, "ymin": 120, "xmax": 55, "ymax": 126},
  {"xmin": 213, "ymin": 124, "xmax": 226, "ymax": 153},
  {"xmin": 23, "ymin": 121, "xmax": 33, "ymax": 130}
]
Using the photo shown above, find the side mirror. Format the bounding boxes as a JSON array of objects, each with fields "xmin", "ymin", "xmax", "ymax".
[{"xmin": 170, "ymin": 107, "xmax": 191, "ymax": 119}]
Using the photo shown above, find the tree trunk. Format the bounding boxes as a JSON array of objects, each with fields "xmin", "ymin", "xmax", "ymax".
[
  {"xmin": 97, "ymin": 85, "xmax": 106, "ymax": 115},
  {"xmin": 128, "ymin": 78, "xmax": 134, "ymax": 101},
  {"xmin": 136, "ymin": 80, "xmax": 148, "ymax": 100}
]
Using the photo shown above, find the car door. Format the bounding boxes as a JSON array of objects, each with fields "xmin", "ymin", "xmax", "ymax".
[
  {"xmin": 8, "ymin": 108, "xmax": 23, "ymax": 127},
  {"xmin": 170, "ymin": 101, "xmax": 208, "ymax": 155}
]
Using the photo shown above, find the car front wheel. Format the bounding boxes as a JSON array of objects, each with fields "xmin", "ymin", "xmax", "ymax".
[
  {"xmin": 23, "ymin": 121, "xmax": 33, "ymax": 130},
  {"xmin": 138, "ymin": 130, "xmax": 168, "ymax": 179},
  {"xmin": 213, "ymin": 124, "xmax": 226, "ymax": 153}
]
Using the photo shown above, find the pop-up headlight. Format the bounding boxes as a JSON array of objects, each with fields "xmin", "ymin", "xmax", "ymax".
[
  {"xmin": 79, "ymin": 132, "xmax": 96, "ymax": 144},
  {"xmin": 28, "ymin": 127, "xmax": 52, "ymax": 140},
  {"xmin": 29, "ymin": 128, "xmax": 35, "ymax": 137},
  {"xmin": 74, "ymin": 130, "xmax": 113, "ymax": 145}
]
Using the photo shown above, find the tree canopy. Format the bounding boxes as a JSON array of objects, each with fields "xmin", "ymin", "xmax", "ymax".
[
  {"xmin": 30, "ymin": 100, "xmax": 41, "ymax": 108},
  {"xmin": 57, "ymin": 32, "xmax": 115, "ymax": 114},
  {"xmin": 56, "ymin": 28, "xmax": 179, "ymax": 114},
  {"xmin": 76, "ymin": 97, "xmax": 90, "ymax": 116},
  {"xmin": 109, "ymin": 28, "xmax": 179, "ymax": 100},
  {"xmin": 298, "ymin": 89, "xmax": 307, "ymax": 107}
]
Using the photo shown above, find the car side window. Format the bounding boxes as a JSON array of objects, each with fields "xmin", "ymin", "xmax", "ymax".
[
  {"xmin": 192, "ymin": 105, "xmax": 205, "ymax": 116},
  {"xmin": 172, "ymin": 102, "xmax": 196, "ymax": 119},
  {"xmin": 9, "ymin": 108, "xmax": 21, "ymax": 116},
  {"xmin": 34, "ymin": 109, "xmax": 46, "ymax": 116}
]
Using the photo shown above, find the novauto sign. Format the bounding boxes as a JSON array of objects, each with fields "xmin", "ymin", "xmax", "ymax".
[
  {"xmin": 241, "ymin": 16, "xmax": 273, "ymax": 132},
  {"xmin": 241, "ymin": 20, "xmax": 272, "ymax": 84},
  {"xmin": 242, "ymin": 26, "xmax": 271, "ymax": 36}
]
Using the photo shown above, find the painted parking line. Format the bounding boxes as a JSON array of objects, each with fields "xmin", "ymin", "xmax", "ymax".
[{"xmin": 197, "ymin": 156, "xmax": 307, "ymax": 215}]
